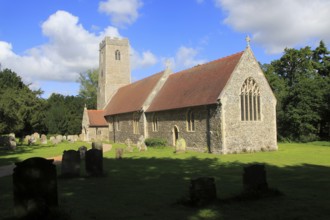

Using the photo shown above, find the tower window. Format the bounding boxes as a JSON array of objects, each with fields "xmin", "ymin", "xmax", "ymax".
[
  {"xmin": 240, "ymin": 77, "xmax": 261, "ymax": 121},
  {"xmin": 115, "ymin": 50, "xmax": 121, "ymax": 60}
]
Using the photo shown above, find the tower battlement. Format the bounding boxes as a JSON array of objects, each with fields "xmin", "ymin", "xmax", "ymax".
[{"xmin": 100, "ymin": 37, "xmax": 129, "ymax": 49}]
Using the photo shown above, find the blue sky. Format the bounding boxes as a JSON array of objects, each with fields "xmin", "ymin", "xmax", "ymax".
[{"xmin": 0, "ymin": 0, "xmax": 329, "ymax": 98}]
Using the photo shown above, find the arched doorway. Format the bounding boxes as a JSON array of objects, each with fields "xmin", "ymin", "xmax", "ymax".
[{"xmin": 172, "ymin": 126, "xmax": 179, "ymax": 146}]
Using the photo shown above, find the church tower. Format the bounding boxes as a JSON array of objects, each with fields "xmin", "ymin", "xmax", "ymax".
[{"xmin": 97, "ymin": 37, "xmax": 131, "ymax": 109}]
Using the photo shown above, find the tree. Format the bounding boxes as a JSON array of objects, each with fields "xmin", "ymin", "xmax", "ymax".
[
  {"xmin": 0, "ymin": 69, "xmax": 45, "ymax": 135},
  {"xmin": 44, "ymin": 94, "xmax": 85, "ymax": 135},
  {"xmin": 264, "ymin": 42, "xmax": 330, "ymax": 141},
  {"xmin": 78, "ymin": 69, "xmax": 98, "ymax": 109}
]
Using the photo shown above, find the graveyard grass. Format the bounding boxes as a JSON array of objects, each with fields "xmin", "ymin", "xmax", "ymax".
[{"xmin": 0, "ymin": 142, "xmax": 330, "ymax": 219}]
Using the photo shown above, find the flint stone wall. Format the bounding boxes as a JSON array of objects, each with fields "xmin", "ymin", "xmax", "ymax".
[{"xmin": 220, "ymin": 48, "xmax": 277, "ymax": 154}]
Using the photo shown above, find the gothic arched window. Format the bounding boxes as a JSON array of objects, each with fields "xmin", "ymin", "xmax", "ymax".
[
  {"xmin": 186, "ymin": 110, "xmax": 195, "ymax": 131},
  {"xmin": 115, "ymin": 50, "xmax": 121, "ymax": 60},
  {"xmin": 240, "ymin": 77, "xmax": 261, "ymax": 121}
]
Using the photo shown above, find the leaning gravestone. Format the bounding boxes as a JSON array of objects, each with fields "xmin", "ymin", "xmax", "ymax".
[
  {"xmin": 61, "ymin": 150, "xmax": 81, "ymax": 177},
  {"xmin": 13, "ymin": 157, "xmax": 58, "ymax": 219},
  {"xmin": 115, "ymin": 148, "xmax": 124, "ymax": 159},
  {"xmin": 85, "ymin": 149, "xmax": 103, "ymax": 176},
  {"xmin": 78, "ymin": 146, "xmax": 88, "ymax": 159},
  {"xmin": 175, "ymin": 138, "xmax": 187, "ymax": 153},
  {"xmin": 125, "ymin": 138, "xmax": 133, "ymax": 152},
  {"xmin": 243, "ymin": 164, "xmax": 268, "ymax": 192},
  {"xmin": 190, "ymin": 177, "xmax": 217, "ymax": 206}
]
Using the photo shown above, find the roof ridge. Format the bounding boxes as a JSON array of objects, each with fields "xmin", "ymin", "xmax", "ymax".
[
  {"xmin": 172, "ymin": 51, "xmax": 244, "ymax": 76},
  {"xmin": 118, "ymin": 70, "xmax": 164, "ymax": 90}
]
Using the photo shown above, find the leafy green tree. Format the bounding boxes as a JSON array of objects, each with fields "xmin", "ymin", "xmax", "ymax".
[
  {"xmin": 0, "ymin": 69, "xmax": 45, "ymax": 135},
  {"xmin": 78, "ymin": 69, "xmax": 98, "ymax": 109},
  {"xmin": 44, "ymin": 94, "xmax": 85, "ymax": 135},
  {"xmin": 264, "ymin": 42, "xmax": 330, "ymax": 141}
]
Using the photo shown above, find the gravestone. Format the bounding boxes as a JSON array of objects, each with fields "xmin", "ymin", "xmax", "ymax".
[
  {"xmin": 62, "ymin": 135, "xmax": 67, "ymax": 141},
  {"xmin": 125, "ymin": 138, "xmax": 133, "ymax": 152},
  {"xmin": 115, "ymin": 148, "xmax": 124, "ymax": 159},
  {"xmin": 137, "ymin": 135, "xmax": 147, "ymax": 151},
  {"xmin": 40, "ymin": 134, "xmax": 48, "ymax": 144},
  {"xmin": 73, "ymin": 135, "xmax": 79, "ymax": 141},
  {"xmin": 175, "ymin": 138, "xmax": 186, "ymax": 153},
  {"xmin": 78, "ymin": 146, "xmax": 88, "ymax": 159},
  {"xmin": 7, "ymin": 136, "xmax": 16, "ymax": 150},
  {"xmin": 24, "ymin": 135, "xmax": 31, "ymax": 143},
  {"xmin": 61, "ymin": 150, "xmax": 81, "ymax": 177},
  {"xmin": 49, "ymin": 136, "xmax": 57, "ymax": 145},
  {"xmin": 28, "ymin": 136, "xmax": 36, "ymax": 145},
  {"xmin": 92, "ymin": 142, "xmax": 103, "ymax": 151},
  {"xmin": 56, "ymin": 135, "xmax": 63, "ymax": 143},
  {"xmin": 243, "ymin": 164, "xmax": 268, "ymax": 192},
  {"xmin": 190, "ymin": 177, "xmax": 217, "ymax": 206},
  {"xmin": 85, "ymin": 149, "xmax": 103, "ymax": 176},
  {"xmin": 9, "ymin": 133, "xmax": 15, "ymax": 139},
  {"xmin": 13, "ymin": 157, "xmax": 58, "ymax": 219},
  {"xmin": 33, "ymin": 132, "xmax": 40, "ymax": 140}
]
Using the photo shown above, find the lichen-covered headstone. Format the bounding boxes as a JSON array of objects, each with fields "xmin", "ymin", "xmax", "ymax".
[
  {"xmin": 85, "ymin": 149, "xmax": 103, "ymax": 176},
  {"xmin": 243, "ymin": 164, "xmax": 268, "ymax": 192},
  {"xmin": 13, "ymin": 157, "xmax": 58, "ymax": 219},
  {"xmin": 175, "ymin": 138, "xmax": 186, "ymax": 153},
  {"xmin": 78, "ymin": 146, "xmax": 87, "ymax": 159},
  {"xmin": 61, "ymin": 150, "xmax": 81, "ymax": 177},
  {"xmin": 190, "ymin": 177, "xmax": 217, "ymax": 206}
]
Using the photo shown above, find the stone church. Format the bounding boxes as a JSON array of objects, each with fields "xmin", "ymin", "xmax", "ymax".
[{"xmin": 82, "ymin": 37, "xmax": 278, "ymax": 154}]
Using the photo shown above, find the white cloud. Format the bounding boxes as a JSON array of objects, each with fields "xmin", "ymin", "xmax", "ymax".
[
  {"xmin": 162, "ymin": 46, "xmax": 206, "ymax": 71},
  {"xmin": 99, "ymin": 0, "xmax": 143, "ymax": 27},
  {"xmin": 131, "ymin": 48, "xmax": 158, "ymax": 70},
  {"xmin": 0, "ymin": 10, "xmax": 157, "ymax": 86},
  {"xmin": 196, "ymin": 0, "xmax": 204, "ymax": 4},
  {"xmin": 216, "ymin": 0, "xmax": 330, "ymax": 53}
]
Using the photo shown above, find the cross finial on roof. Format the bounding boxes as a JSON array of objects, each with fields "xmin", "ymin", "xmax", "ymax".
[
  {"xmin": 165, "ymin": 59, "xmax": 172, "ymax": 70},
  {"xmin": 246, "ymin": 35, "xmax": 251, "ymax": 47}
]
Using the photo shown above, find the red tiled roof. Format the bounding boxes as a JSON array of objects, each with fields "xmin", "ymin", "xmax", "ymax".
[
  {"xmin": 104, "ymin": 71, "xmax": 165, "ymax": 116},
  {"xmin": 147, "ymin": 51, "xmax": 244, "ymax": 112},
  {"xmin": 87, "ymin": 110, "xmax": 108, "ymax": 126}
]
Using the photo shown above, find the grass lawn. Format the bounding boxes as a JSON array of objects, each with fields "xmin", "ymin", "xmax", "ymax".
[
  {"xmin": 1, "ymin": 142, "xmax": 330, "ymax": 219},
  {"xmin": 0, "ymin": 141, "xmax": 89, "ymax": 166}
]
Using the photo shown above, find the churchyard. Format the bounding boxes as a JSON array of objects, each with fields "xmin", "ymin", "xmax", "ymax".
[{"xmin": 0, "ymin": 141, "xmax": 330, "ymax": 219}]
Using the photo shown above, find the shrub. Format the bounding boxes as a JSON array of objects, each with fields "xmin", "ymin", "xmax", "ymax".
[{"xmin": 145, "ymin": 138, "xmax": 167, "ymax": 147}]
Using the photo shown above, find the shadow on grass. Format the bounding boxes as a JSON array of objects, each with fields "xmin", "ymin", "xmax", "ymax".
[{"xmin": 1, "ymin": 154, "xmax": 330, "ymax": 220}]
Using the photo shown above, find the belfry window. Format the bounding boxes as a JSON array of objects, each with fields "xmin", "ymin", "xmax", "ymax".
[
  {"xmin": 186, "ymin": 110, "xmax": 195, "ymax": 132},
  {"xmin": 115, "ymin": 50, "xmax": 121, "ymax": 60},
  {"xmin": 240, "ymin": 77, "xmax": 261, "ymax": 121}
]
